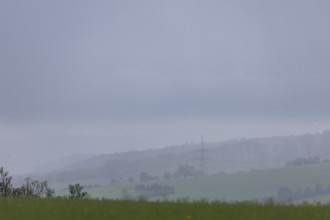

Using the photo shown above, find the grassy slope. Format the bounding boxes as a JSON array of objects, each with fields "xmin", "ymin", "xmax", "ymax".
[
  {"xmin": 166, "ymin": 163, "xmax": 330, "ymax": 201},
  {"xmin": 2, "ymin": 198, "xmax": 330, "ymax": 220},
  {"xmin": 78, "ymin": 163, "xmax": 330, "ymax": 202}
]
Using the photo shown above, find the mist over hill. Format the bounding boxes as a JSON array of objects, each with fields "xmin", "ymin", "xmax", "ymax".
[{"xmin": 25, "ymin": 130, "xmax": 330, "ymax": 186}]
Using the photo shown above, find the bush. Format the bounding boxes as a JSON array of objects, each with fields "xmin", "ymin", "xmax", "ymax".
[{"xmin": 68, "ymin": 184, "xmax": 88, "ymax": 199}]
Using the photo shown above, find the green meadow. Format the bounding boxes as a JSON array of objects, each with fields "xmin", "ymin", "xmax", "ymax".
[
  {"xmin": 1, "ymin": 197, "xmax": 330, "ymax": 220},
  {"xmin": 64, "ymin": 163, "xmax": 330, "ymax": 202}
]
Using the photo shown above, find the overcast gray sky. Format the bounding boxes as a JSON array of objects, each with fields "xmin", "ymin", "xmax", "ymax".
[{"xmin": 1, "ymin": 0, "xmax": 330, "ymax": 174}]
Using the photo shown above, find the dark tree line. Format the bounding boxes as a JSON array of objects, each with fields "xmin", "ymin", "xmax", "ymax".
[
  {"xmin": 285, "ymin": 157, "xmax": 321, "ymax": 167},
  {"xmin": 0, "ymin": 167, "xmax": 88, "ymax": 199},
  {"xmin": 0, "ymin": 167, "xmax": 55, "ymax": 198},
  {"xmin": 12, "ymin": 178, "xmax": 55, "ymax": 198},
  {"xmin": 274, "ymin": 183, "xmax": 330, "ymax": 203},
  {"xmin": 135, "ymin": 184, "xmax": 175, "ymax": 198},
  {"xmin": 139, "ymin": 172, "xmax": 159, "ymax": 182},
  {"xmin": 285, "ymin": 157, "xmax": 330, "ymax": 167},
  {"xmin": 173, "ymin": 164, "xmax": 203, "ymax": 178},
  {"xmin": 138, "ymin": 165, "xmax": 203, "ymax": 183},
  {"xmin": 162, "ymin": 165, "xmax": 203, "ymax": 180}
]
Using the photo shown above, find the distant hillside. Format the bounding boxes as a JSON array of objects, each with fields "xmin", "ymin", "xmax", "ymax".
[
  {"xmin": 134, "ymin": 162, "xmax": 330, "ymax": 202},
  {"xmin": 69, "ymin": 162, "xmax": 330, "ymax": 203},
  {"xmin": 33, "ymin": 154, "xmax": 95, "ymax": 173},
  {"xmin": 164, "ymin": 162, "xmax": 330, "ymax": 202},
  {"xmin": 62, "ymin": 142, "xmax": 200, "ymax": 171},
  {"xmin": 37, "ymin": 130, "xmax": 330, "ymax": 185}
]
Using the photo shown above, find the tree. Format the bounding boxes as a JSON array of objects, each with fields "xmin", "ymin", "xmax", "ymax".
[
  {"xmin": 139, "ymin": 172, "xmax": 155, "ymax": 182},
  {"xmin": 304, "ymin": 187, "xmax": 313, "ymax": 197},
  {"xmin": 315, "ymin": 183, "xmax": 324, "ymax": 195},
  {"xmin": 163, "ymin": 172, "xmax": 172, "ymax": 180},
  {"xmin": 0, "ymin": 167, "xmax": 55, "ymax": 198},
  {"xmin": 12, "ymin": 187, "xmax": 24, "ymax": 197},
  {"xmin": 0, "ymin": 167, "xmax": 12, "ymax": 197},
  {"xmin": 15, "ymin": 177, "xmax": 55, "ymax": 198},
  {"xmin": 128, "ymin": 176, "xmax": 135, "ymax": 183},
  {"xmin": 68, "ymin": 183, "xmax": 88, "ymax": 199},
  {"xmin": 277, "ymin": 187, "xmax": 294, "ymax": 203},
  {"xmin": 175, "ymin": 165, "xmax": 202, "ymax": 178},
  {"xmin": 42, "ymin": 181, "xmax": 55, "ymax": 197}
]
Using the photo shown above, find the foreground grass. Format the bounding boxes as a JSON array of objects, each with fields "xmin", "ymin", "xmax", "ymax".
[{"xmin": 1, "ymin": 198, "xmax": 330, "ymax": 220}]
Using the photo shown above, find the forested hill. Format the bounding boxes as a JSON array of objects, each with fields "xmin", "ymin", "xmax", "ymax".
[{"xmin": 29, "ymin": 130, "xmax": 330, "ymax": 184}]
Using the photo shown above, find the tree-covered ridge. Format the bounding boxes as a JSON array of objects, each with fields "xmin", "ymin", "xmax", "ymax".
[{"xmin": 39, "ymin": 130, "xmax": 330, "ymax": 183}]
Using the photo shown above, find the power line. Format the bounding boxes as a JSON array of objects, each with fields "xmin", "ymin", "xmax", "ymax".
[{"xmin": 194, "ymin": 135, "xmax": 212, "ymax": 174}]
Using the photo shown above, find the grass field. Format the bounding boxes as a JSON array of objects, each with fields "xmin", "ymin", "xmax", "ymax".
[
  {"xmin": 59, "ymin": 163, "xmax": 330, "ymax": 202},
  {"xmin": 165, "ymin": 163, "xmax": 330, "ymax": 201},
  {"xmin": 1, "ymin": 197, "xmax": 330, "ymax": 220}
]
